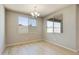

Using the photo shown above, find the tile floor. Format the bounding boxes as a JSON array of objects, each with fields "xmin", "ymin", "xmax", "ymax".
[{"xmin": 3, "ymin": 41, "xmax": 79, "ymax": 55}]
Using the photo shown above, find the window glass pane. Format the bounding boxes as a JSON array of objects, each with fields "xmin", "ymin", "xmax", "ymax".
[
  {"xmin": 54, "ymin": 22, "xmax": 61, "ymax": 33},
  {"xmin": 18, "ymin": 16, "xmax": 28, "ymax": 33},
  {"xmin": 54, "ymin": 22, "xmax": 61, "ymax": 27},
  {"xmin": 47, "ymin": 21, "xmax": 53, "ymax": 33},
  {"xmin": 47, "ymin": 21, "xmax": 53, "ymax": 27},
  {"xmin": 18, "ymin": 16, "xmax": 28, "ymax": 26},
  {"xmin": 28, "ymin": 18, "xmax": 37, "ymax": 33},
  {"xmin": 29, "ymin": 18, "xmax": 36, "ymax": 27},
  {"xmin": 31, "ymin": 19, "xmax": 36, "ymax": 27}
]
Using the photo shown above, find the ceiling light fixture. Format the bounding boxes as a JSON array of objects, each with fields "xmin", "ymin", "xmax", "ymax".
[{"xmin": 31, "ymin": 6, "xmax": 40, "ymax": 18}]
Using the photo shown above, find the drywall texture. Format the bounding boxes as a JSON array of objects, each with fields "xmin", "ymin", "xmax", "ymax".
[
  {"xmin": 43, "ymin": 5, "xmax": 77, "ymax": 51},
  {"xmin": 6, "ymin": 11, "xmax": 43, "ymax": 46},
  {"xmin": 0, "ymin": 5, "xmax": 5, "ymax": 54}
]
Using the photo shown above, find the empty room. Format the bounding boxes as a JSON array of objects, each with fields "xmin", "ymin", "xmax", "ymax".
[{"xmin": 0, "ymin": 4, "xmax": 79, "ymax": 55}]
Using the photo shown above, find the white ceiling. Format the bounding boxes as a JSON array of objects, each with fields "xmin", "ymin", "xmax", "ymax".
[{"xmin": 4, "ymin": 4, "xmax": 70, "ymax": 17}]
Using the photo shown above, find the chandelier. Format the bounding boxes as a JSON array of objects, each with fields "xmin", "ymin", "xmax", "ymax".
[{"xmin": 31, "ymin": 6, "xmax": 40, "ymax": 18}]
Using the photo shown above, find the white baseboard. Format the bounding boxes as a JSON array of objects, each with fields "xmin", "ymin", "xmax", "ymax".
[
  {"xmin": 45, "ymin": 40, "xmax": 78, "ymax": 52},
  {"xmin": 6, "ymin": 39, "xmax": 43, "ymax": 47}
]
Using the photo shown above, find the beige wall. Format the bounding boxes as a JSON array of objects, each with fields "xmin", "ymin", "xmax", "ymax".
[
  {"xmin": 0, "ymin": 5, "xmax": 5, "ymax": 54},
  {"xmin": 76, "ymin": 5, "xmax": 79, "ymax": 51},
  {"xmin": 43, "ymin": 5, "xmax": 77, "ymax": 51},
  {"xmin": 6, "ymin": 11, "xmax": 43, "ymax": 45}
]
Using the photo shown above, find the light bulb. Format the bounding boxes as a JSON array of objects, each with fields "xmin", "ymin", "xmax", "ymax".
[{"xmin": 31, "ymin": 12, "xmax": 34, "ymax": 16}]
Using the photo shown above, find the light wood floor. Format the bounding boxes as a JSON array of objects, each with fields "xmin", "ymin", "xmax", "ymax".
[{"xmin": 3, "ymin": 41, "xmax": 79, "ymax": 55}]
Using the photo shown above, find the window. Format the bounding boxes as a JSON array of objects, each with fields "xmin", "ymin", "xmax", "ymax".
[
  {"xmin": 46, "ymin": 14, "xmax": 63, "ymax": 33},
  {"xmin": 18, "ymin": 16, "xmax": 28, "ymax": 33},
  {"xmin": 18, "ymin": 16, "xmax": 37, "ymax": 34},
  {"xmin": 47, "ymin": 21, "xmax": 53, "ymax": 33}
]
